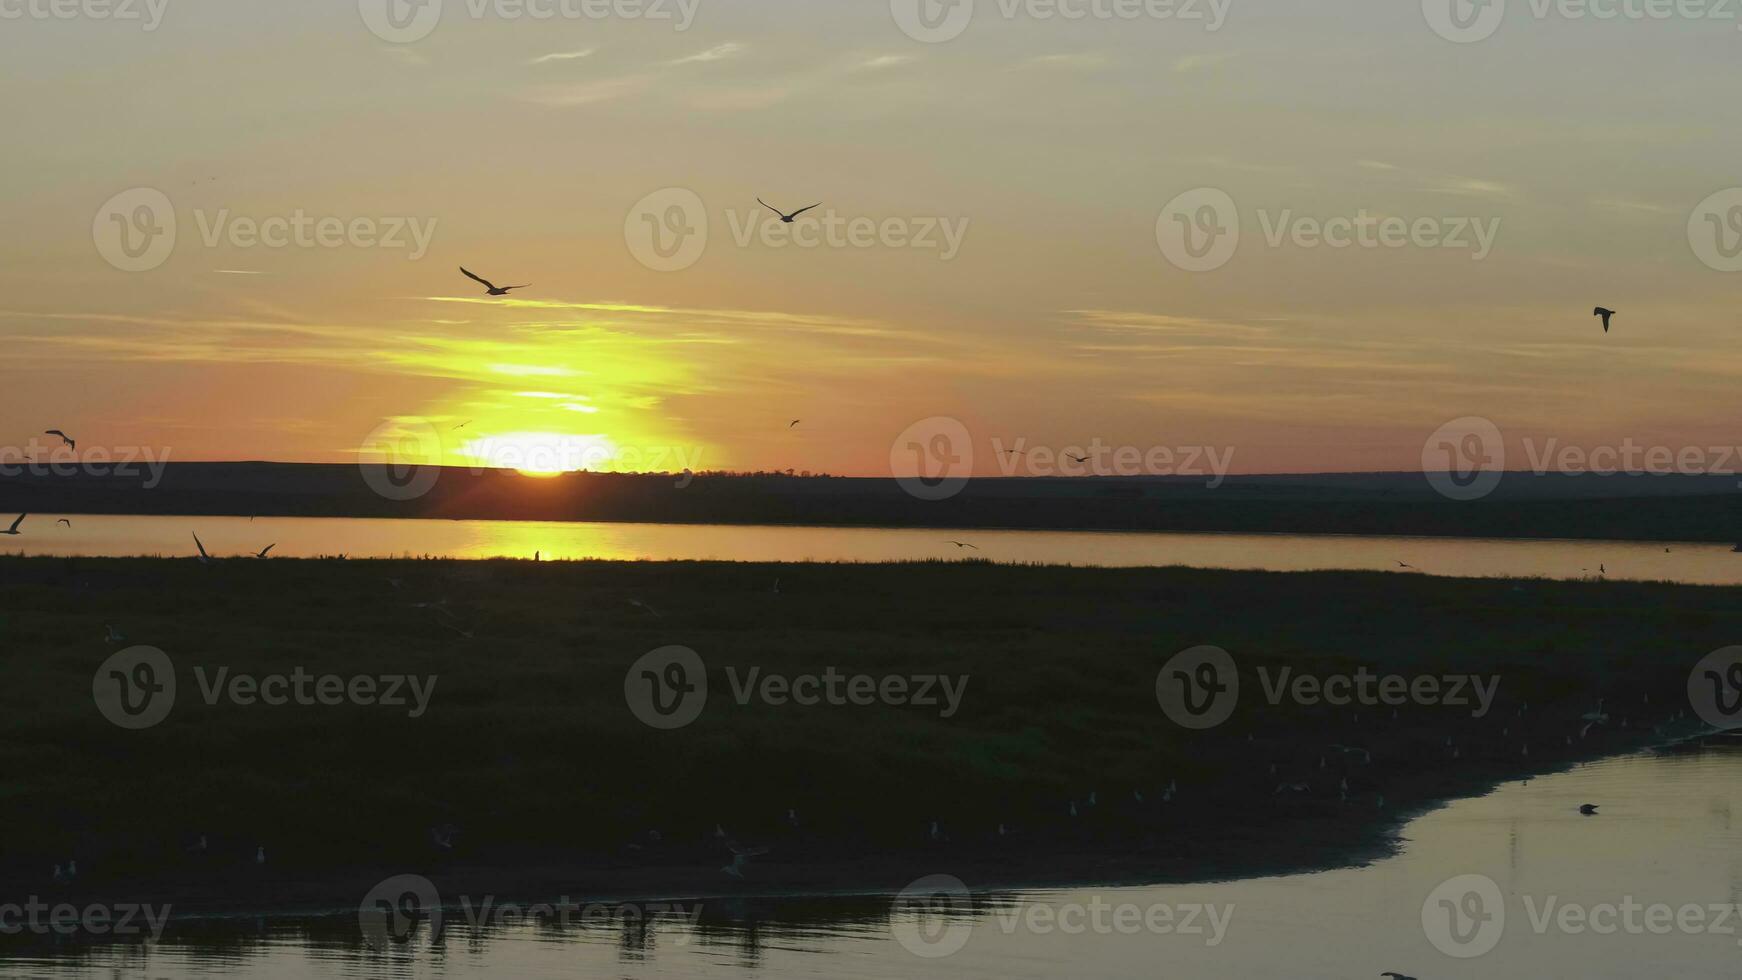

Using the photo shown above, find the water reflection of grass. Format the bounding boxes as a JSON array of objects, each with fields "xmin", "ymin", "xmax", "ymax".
[{"xmin": 0, "ymin": 557, "xmax": 1729, "ymax": 908}]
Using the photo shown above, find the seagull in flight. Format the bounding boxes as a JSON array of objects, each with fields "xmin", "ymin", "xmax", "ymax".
[
  {"xmin": 460, "ymin": 267, "xmax": 530, "ymax": 297},
  {"xmin": 1594, "ymin": 307, "xmax": 1616, "ymax": 333},
  {"xmin": 45, "ymin": 430, "xmax": 75, "ymax": 450},
  {"xmin": 56, "ymin": 519, "xmax": 71, "ymax": 527},
  {"xmin": 758, "ymin": 198, "xmax": 821, "ymax": 223},
  {"xmin": 1066, "ymin": 454, "xmax": 1091, "ymax": 464},
  {"xmin": 253, "ymin": 544, "xmax": 276, "ymax": 559},
  {"xmin": 947, "ymin": 541, "xmax": 979, "ymax": 550},
  {"xmin": 788, "ymin": 419, "xmax": 802, "ymax": 429},
  {"xmin": 0, "ymin": 514, "xmax": 24, "ymax": 536},
  {"xmin": 1579, "ymin": 804, "xmax": 1600, "ymax": 815},
  {"xmin": 1396, "ymin": 561, "xmax": 1413, "ymax": 569},
  {"xmin": 192, "ymin": 532, "xmax": 212, "ymax": 564},
  {"xmin": 454, "ymin": 420, "xmax": 473, "ymax": 430},
  {"xmin": 1380, "ymin": 973, "xmax": 1418, "ymax": 980}
]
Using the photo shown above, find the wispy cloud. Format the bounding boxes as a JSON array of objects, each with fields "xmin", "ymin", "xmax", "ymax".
[
  {"xmin": 382, "ymin": 47, "xmax": 429, "ymax": 67},
  {"xmin": 528, "ymin": 48, "xmax": 597, "ymax": 65},
  {"xmin": 522, "ymin": 74, "xmax": 655, "ymax": 107},
  {"xmin": 670, "ymin": 42, "xmax": 745, "ymax": 66},
  {"xmin": 1022, "ymin": 53, "xmax": 1111, "ymax": 70},
  {"xmin": 1173, "ymin": 51, "xmax": 1239, "ymax": 74},
  {"xmin": 855, "ymin": 54, "xmax": 915, "ymax": 71}
]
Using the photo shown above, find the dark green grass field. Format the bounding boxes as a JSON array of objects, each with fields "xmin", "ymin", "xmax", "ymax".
[{"xmin": 0, "ymin": 556, "xmax": 1732, "ymax": 908}]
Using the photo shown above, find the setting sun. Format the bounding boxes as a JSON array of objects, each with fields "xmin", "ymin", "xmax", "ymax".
[{"xmin": 460, "ymin": 431, "xmax": 620, "ymax": 476}]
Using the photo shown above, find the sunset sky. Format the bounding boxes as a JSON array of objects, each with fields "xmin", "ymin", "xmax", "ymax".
[{"xmin": 3, "ymin": 0, "xmax": 1740, "ymax": 477}]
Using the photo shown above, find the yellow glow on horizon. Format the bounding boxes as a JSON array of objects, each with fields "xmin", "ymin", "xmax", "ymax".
[{"xmin": 459, "ymin": 431, "xmax": 620, "ymax": 476}]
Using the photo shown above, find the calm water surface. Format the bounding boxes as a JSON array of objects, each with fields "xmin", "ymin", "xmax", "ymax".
[
  {"xmin": 5, "ymin": 743, "xmax": 1741, "ymax": 978},
  {"xmin": 6, "ymin": 514, "xmax": 1742, "ymax": 584}
]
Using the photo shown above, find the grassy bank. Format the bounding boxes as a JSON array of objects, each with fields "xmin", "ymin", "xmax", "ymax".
[{"xmin": 0, "ymin": 557, "xmax": 1729, "ymax": 909}]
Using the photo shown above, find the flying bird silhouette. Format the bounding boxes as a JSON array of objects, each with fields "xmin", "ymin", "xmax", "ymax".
[
  {"xmin": 56, "ymin": 519, "xmax": 71, "ymax": 527},
  {"xmin": 460, "ymin": 267, "xmax": 530, "ymax": 297},
  {"xmin": 192, "ymin": 532, "xmax": 212, "ymax": 565},
  {"xmin": 758, "ymin": 198, "xmax": 821, "ymax": 223},
  {"xmin": 0, "ymin": 514, "xmax": 24, "ymax": 536},
  {"xmin": 44, "ymin": 430, "xmax": 75, "ymax": 450},
  {"xmin": 253, "ymin": 544, "xmax": 276, "ymax": 559},
  {"xmin": 947, "ymin": 541, "xmax": 979, "ymax": 550},
  {"xmin": 1579, "ymin": 804, "xmax": 1600, "ymax": 815},
  {"xmin": 788, "ymin": 419, "xmax": 802, "ymax": 429},
  {"xmin": 1594, "ymin": 307, "xmax": 1616, "ymax": 333}
]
